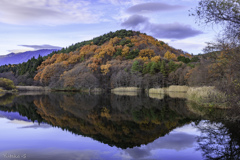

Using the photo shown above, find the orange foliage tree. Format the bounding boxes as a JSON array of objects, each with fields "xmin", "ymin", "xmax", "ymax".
[
  {"xmin": 122, "ymin": 46, "xmax": 130, "ymax": 57},
  {"xmin": 139, "ymin": 49, "xmax": 155, "ymax": 58},
  {"xmin": 88, "ymin": 57, "xmax": 102, "ymax": 72},
  {"xmin": 101, "ymin": 63, "xmax": 112, "ymax": 75},
  {"xmin": 80, "ymin": 45, "xmax": 98, "ymax": 57},
  {"xmin": 55, "ymin": 53, "xmax": 69, "ymax": 63}
]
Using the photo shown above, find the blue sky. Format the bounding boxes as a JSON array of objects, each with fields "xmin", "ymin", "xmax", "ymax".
[{"xmin": 0, "ymin": 0, "xmax": 220, "ymax": 55}]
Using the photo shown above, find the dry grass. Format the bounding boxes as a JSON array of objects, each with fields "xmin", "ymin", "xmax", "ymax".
[
  {"xmin": 168, "ymin": 92, "xmax": 187, "ymax": 99},
  {"xmin": 112, "ymin": 92, "xmax": 138, "ymax": 96},
  {"xmin": 149, "ymin": 85, "xmax": 188, "ymax": 94},
  {"xmin": 149, "ymin": 93, "xmax": 164, "ymax": 100},
  {"xmin": 187, "ymin": 86, "xmax": 228, "ymax": 107},
  {"xmin": 148, "ymin": 86, "xmax": 188, "ymax": 99},
  {"xmin": 149, "ymin": 88, "xmax": 166, "ymax": 94},
  {"xmin": 111, "ymin": 87, "xmax": 141, "ymax": 92},
  {"xmin": 16, "ymin": 86, "xmax": 51, "ymax": 91},
  {"xmin": 168, "ymin": 85, "xmax": 189, "ymax": 92}
]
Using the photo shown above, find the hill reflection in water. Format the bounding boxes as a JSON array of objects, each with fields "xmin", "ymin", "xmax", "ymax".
[{"xmin": 0, "ymin": 92, "xmax": 239, "ymax": 160}]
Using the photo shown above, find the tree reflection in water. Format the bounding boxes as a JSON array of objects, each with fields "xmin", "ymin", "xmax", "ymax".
[
  {"xmin": 1, "ymin": 92, "xmax": 240, "ymax": 157},
  {"xmin": 194, "ymin": 120, "xmax": 240, "ymax": 160},
  {"xmin": 0, "ymin": 93, "xmax": 198, "ymax": 149}
]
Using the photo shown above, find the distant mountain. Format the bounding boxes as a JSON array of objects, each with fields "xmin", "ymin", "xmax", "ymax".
[
  {"xmin": 0, "ymin": 49, "xmax": 58, "ymax": 66},
  {"xmin": 0, "ymin": 110, "xmax": 30, "ymax": 122}
]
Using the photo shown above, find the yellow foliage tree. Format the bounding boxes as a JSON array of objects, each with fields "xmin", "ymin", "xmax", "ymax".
[
  {"xmin": 101, "ymin": 63, "xmax": 112, "ymax": 75},
  {"xmin": 151, "ymin": 55, "xmax": 161, "ymax": 62},
  {"xmin": 68, "ymin": 55, "xmax": 82, "ymax": 64},
  {"xmin": 135, "ymin": 56, "xmax": 149, "ymax": 62},
  {"xmin": 139, "ymin": 49, "xmax": 155, "ymax": 58},
  {"xmin": 95, "ymin": 44, "xmax": 116, "ymax": 58},
  {"xmin": 122, "ymin": 46, "xmax": 130, "ymax": 57},
  {"xmin": 164, "ymin": 51, "xmax": 172, "ymax": 60},
  {"xmin": 109, "ymin": 37, "xmax": 121, "ymax": 45},
  {"xmin": 106, "ymin": 45, "xmax": 115, "ymax": 56},
  {"xmin": 164, "ymin": 51, "xmax": 177, "ymax": 60}
]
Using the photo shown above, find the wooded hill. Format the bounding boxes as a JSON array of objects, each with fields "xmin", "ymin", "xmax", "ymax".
[
  {"xmin": 32, "ymin": 30, "xmax": 199, "ymax": 90},
  {"xmin": 0, "ymin": 29, "xmax": 236, "ymax": 92}
]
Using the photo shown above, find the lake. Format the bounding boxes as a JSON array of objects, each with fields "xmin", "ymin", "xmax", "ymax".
[{"xmin": 0, "ymin": 92, "xmax": 239, "ymax": 160}]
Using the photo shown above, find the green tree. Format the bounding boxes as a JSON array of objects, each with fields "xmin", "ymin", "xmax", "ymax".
[
  {"xmin": 160, "ymin": 60, "xmax": 166, "ymax": 76},
  {"xmin": 190, "ymin": 56, "xmax": 200, "ymax": 62},
  {"xmin": 168, "ymin": 60, "xmax": 176, "ymax": 73},
  {"xmin": 177, "ymin": 56, "xmax": 190, "ymax": 63},
  {"xmin": 150, "ymin": 62, "xmax": 157, "ymax": 74},
  {"xmin": 131, "ymin": 61, "xmax": 142, "ymax": 73}
]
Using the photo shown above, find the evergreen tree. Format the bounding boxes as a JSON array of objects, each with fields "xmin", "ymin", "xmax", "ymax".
[
  {"xmin": 131, "ymin": 61, "xmax": 142, "ymax": 73},
  {"xmin": 160, "ymin": 60, "xmax": 166, "ymax": 76},
  {"xmin": 150, "ymin": 62, "xmax": 157, "ymax": 74}
]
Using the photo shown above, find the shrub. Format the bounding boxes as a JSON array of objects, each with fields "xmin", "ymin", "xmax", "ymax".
[{"xmin": 0, "ymin": 78, "xmax": 16, "ymax": 90}]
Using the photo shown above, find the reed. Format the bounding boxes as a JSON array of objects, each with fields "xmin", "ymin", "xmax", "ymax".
[
  {"xmin": 149, "ymin": 88, "xmax": 166, "ymax": 94},
  {"xmin": 111, "ymin": 87, "xmax": 141, "ymax": 92},
  {"xmin": 168, "ymin": 92, "xmax": 187, "ymax": 99},
  {"xmin": 168, "ymin": 85, "xmax": 189, "ymax": 92},
  {"xmin": 149, "ymin": 93, "xmax": 164, "ymax": 100},
  {"xmin": 186, "ymin": 86, "xmax": 228, "ymax": 107},
  {"xmin": 16, "ymin": 86, "xmax": 51, "ymax": 91}
]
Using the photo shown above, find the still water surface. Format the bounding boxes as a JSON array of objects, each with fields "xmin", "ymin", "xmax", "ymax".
[{"xmin": 0, "ymin": 92, "xmax": 239, "ymax": 160}]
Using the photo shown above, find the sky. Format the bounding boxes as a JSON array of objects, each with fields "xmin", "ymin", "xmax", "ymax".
[{"xmin": 0, "ymin": 0, "xmax": 220, "ymax": 56}]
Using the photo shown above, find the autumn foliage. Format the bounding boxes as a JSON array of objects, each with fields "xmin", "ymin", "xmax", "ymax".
[{"xmin": 32, "ymin": 30, "xmax": 191, "ymax": 89}]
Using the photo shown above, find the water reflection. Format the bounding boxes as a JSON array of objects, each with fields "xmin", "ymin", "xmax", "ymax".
[
  {"xmin": 0, "ymin": 92, "xmax": 240, "ymax": 160},
  {"xmin": 194, "ymin": 120, "xmax": 240, "ymax": 160},
  {"xmin": 31, "ymin": 93, "xmax": 199, "ymax": 149}
]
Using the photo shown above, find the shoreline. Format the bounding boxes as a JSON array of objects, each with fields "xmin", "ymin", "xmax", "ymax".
[{"xmin": 1, "ymin": 85, "xmax": 230, "ymax": 109}]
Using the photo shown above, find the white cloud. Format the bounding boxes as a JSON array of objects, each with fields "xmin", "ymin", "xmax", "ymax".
[
  {"xmin": 166, "ymin": 39, "xmax": 206, "ymax": 54},
  {"xmin": 8, "ymin": 49, "xmax": 35, "ymax": 54},
  {"xmin": 0, "ymin": 0, "xmax": 100, "ymax": 25}
]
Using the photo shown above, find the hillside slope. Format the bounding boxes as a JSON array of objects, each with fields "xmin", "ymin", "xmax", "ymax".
[{"xmin": 33, "ymin": 30, "xmax": 194, "ymax": 90}]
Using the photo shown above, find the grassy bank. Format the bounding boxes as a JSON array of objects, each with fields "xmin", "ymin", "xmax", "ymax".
[
  {"xmin": 186, "ymin": 86, "xmax": 229, "ymax": 108},
  {"xmin": 149, "ymin": 85, "xmax": 189, "ymax": 94},
  {"xmin": 148, "ymin": 85, "xmax": 229, "ymax": 108}
]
